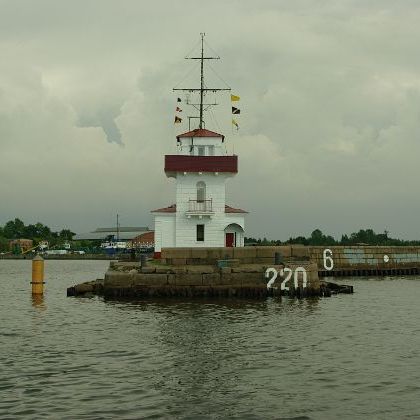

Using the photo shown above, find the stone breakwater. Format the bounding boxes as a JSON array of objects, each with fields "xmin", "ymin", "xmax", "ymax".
[
  {"xmin": 160, "ymin": 246, "xmax": 420, "ymax": 276},
  {"xmin": 67, "ymin": 261, "xmax": 353, "ymax": 300},
  {"xmin": 100, "ymin": 261, "xmax": 320, "ymax": 299},
  {"xmin": 66, "ymin": 247, "xmax": 360, "ymax": 300},
  {"xmin": 159, "ymin": 246, "xmax": 309, "ymax": 266},
  {"xmin": 309, "ymin": 245, "xmax": 420, "ymax": 277},
  {"xmin": 65, "ymin": 244, "xmax": 420, "ymax": 299}
]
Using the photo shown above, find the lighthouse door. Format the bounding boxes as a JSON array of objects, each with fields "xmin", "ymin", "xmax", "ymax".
[{"xmin": 225, "ymin": 233, "xmax": 235, "ymax": 247}]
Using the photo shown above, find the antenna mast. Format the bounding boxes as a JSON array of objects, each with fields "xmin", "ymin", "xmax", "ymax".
[
  {"xmin": 199, "ymin": 33, "xmax": 205, "ymax": 128},
  {"xmin": 116, "ymin": 213, "xmax": 119, "ymax": 242},
  {"xmin": 174, "ymin": 33, "xmax": 230, "ymax": 129}
]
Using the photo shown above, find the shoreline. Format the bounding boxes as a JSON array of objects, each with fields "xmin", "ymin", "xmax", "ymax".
[{"xmin": 3, "ymin": 244, "xmax": 420, "ymax": 278}]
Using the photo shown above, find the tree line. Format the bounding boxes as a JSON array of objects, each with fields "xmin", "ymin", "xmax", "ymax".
[
  {"xmin": 245, "ymin": 228, "xmax": 420, "ymax": 246},
  {"xmin": 0, "ymin": 218, "xmax": 75, "ymax": 252},
  {"xmin": 2, "ymin": 219, "xmax": 420, "ymax": 253}
]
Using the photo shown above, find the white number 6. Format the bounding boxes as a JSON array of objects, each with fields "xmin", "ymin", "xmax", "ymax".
[{"xmin": 323, "ymin": 249, "xmax": 334, "ymax": 271}]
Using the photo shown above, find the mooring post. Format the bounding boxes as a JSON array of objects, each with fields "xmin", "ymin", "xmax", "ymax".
[
  {"xmin": 274, "ymin": 252, "xmax": 283, "ymax": 265},
  {"xmin": 31, "ymin": 255, "xmax": 45, "ymax": 295},
  {"xmin": 140, "ymin": 254, "xmax": 147, "ymax": 268}
]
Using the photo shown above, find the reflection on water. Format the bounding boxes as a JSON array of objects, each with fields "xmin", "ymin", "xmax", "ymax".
[
  {"xmin": 104, "ymin": 295, "xmax": 322, "ymax": 315},
  {"xmin": 31, "ymin": 294, "xmax": 46, "ymax": 310},
  {"xmin": 1, "ymin": 260, "xmax": 420, "ymax": 419}
]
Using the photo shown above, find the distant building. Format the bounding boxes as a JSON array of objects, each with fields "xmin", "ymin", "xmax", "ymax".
[
  {"xmin": 128, "ymin": 231, "xmax": 154, "ymax": 249},
  {"xmin": 45, "ymin": 249, "xmax": 68, "ymax": 255},
  {"xmin": 9, "ymin": 239, "xmax": 33, "ymax": 253},
  {"xmin": 38, "ymin": 240, "xmax": 49, "ymax": 250},
  {"xmin": 74, "ymin": 227, "xmax": 154, "ymax": 246}
]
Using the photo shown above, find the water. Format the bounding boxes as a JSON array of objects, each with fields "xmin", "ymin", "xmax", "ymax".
[{"xmin": 1, "ymin": 260, "xmax": 419, "ymax": 419}]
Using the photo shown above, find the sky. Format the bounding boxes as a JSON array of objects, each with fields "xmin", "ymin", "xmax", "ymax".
[{"xmin": 1, "ymin": 0, "xmax": 420, "ymax": 240}]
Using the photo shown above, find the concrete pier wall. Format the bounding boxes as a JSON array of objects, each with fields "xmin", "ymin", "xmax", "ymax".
[
  {"xmin": 160, "ymin": 246, "xmax": 309, "ymax": 265},
  {"xmin": 309, "ymin": 246, "xmax": 420, "ymax": 270},
  {"xmin": 161, "ymin": 245, "xmax": 420, "ymax": 271},
  {"xmin": 102, "ymin": 261, "xmax": 320, "ymax": 299}
]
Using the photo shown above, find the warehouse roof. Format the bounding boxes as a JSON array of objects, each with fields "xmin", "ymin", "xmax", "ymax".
[{"xmin": 74, "ymin": 226, "xmax": 150, "ymax": 241}]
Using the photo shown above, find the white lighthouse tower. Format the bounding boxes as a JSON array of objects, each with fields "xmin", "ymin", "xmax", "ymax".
[{"xmin": 152, "ymin": 34, "xmax": 247, "ymax": 257}]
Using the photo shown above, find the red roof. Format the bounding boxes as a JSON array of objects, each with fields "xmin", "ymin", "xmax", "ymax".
[
  {"xmin": 165, "ymin": 155, "xmax": 237, "ymax": 173},
  {"xmin": 151, "ymin": 204, "xmax": 176, "ymax": 213},
  {"xmin": 177, "ymin": 128, "xmax": 224, "ymax": 141},
  {"xmin": 151, "ymin": 204, "xmax": 247, "ymax": 214},
  {"xmin": 225, "ymin": 205, "xmax": 249, "ymax": 214}
]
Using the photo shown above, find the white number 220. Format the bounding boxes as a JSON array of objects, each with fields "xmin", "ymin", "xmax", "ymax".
[{"xmin": 265, "ymin": 267, "xmax": 307, "ymax": 291}]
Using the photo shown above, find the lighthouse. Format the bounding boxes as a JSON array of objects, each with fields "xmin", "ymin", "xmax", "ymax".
[{"xmin": 152, "ymin": 34, "xmax": 247, "ymax": 256}]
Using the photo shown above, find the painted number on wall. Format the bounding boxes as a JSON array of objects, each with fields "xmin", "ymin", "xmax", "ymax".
[
  {"xmin": 323, "ymin": 249, "xmax": 334, "ymax": 271},
  {"xmin": 265, "ymin": 267, "xmax": 307, "ymax": 291}
]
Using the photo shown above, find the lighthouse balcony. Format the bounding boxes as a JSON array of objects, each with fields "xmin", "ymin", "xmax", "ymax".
[
  {"xmin": 165, "ymin": 155, "xmax": 238, "ymax": 177},
  {"xmin": 186, "ymin": 199, "xmax": 214, "ymax": 217}
]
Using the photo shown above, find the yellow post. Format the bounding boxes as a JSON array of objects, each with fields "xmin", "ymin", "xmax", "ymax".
[{"xmin": 32, "ymin": 255, "xmax": 45, "ymax": 295}]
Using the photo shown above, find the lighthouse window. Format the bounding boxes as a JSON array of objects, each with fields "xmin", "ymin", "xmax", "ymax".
[
  {"xmin": 198, "ymin": 146, "xmax": 205, "ymax": 156},
  {"xmin": 196, "ymin": 181, "xmax": 206, "ymax": 203},
  {"xmin": 196, "ymin": 224, "xmax": 205, "ymax": 241}
]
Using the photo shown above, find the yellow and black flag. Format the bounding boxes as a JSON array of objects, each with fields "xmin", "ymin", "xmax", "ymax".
[
  {"xmin": 232, "ymin": 119, "xmax": 239, "ymax": 130},
  {"xmin": 231, "ymin": 94, "xmax": 240, "ymax": 102},
  {"xmin": 174, "ymin": 116, "xmax": 182, "ymax": 124},
  {"xmin": 232, "ymin": 106, "xmax": 240, "ymax": 114}
]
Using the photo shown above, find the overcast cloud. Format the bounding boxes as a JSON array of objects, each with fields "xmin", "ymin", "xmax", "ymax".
[{"xmin": 1, "ymin": 0, "xmax": 420, "ymax": 240}]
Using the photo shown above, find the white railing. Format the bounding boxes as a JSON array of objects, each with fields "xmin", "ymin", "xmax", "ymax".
[{"xmin": 188, "ymin": 199, "xmax": 213, "ymax": 213}]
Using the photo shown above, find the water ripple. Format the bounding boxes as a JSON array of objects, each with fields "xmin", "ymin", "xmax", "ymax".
[{"xmin": 1, "ymin": 261, "xmax": 420, "ymax": 419}]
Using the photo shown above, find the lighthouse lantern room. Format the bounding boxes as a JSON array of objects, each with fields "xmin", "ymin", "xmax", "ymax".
[{"xmin": 152, "ymin": 34, "xmax": 247, "ymax": 256}]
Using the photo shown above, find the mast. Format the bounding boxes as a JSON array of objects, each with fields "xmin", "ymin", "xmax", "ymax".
[
  {"xmin": 174, "ymin": 33, "xmax": 230, "ymax": 130},
  {"xmin": 199, "ymin": 33, "xmax": 204, "ymax": 128},
  {"xmin": 116, "ymin": 213, "xmax": 119, "ymax": 243}
]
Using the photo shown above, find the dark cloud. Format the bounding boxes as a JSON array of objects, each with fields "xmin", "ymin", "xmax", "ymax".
[
  {"xmin": 1, "ymin": 1, "xmax": 420, "ymax": 240},
  {"xmin": 78, "ymin": 109, "xmax": 123, "ymax": 145}
]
